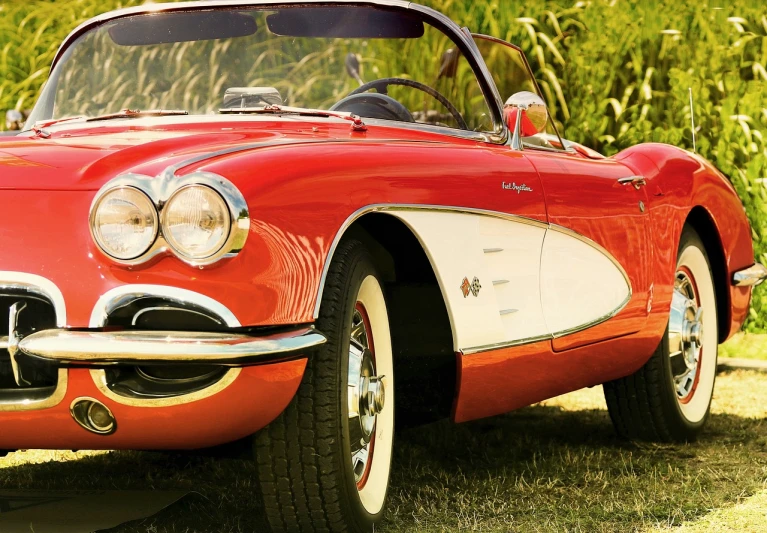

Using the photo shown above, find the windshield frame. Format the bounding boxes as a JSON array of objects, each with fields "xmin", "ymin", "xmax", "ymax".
[{"xmin": 31, "ymin": 0, "xmax": 507, "ymax": 142}]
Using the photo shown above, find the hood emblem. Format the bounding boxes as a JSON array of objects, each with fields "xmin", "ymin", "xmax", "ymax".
[
  {"xmin": 460, "ymin": 277, "xmax": 482, "ymax": 298},
  {"xmin": 502, "ymin": 182, "xmax": 533, "ymax": 194}
]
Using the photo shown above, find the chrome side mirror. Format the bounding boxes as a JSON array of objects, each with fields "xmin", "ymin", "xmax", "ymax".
[
  {"xmin": 5, "ymin": 110, "xmax": 24, "ymax": 131},
  {"xmin": 504, "ymin": 91, "xmax": 548, "ymax": 150}
]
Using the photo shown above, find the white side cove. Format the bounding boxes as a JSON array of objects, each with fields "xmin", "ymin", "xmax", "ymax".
[
  {"xmin": 387, "ymin": 209, "xmax": 631, "ymax": 353},
  {"xmin": 389, "ymin": 211, "xmax": 548, "ymax": 351},
  {"xmin": 540, "ymin": 227, "xmax": 632, "ymax": 337}
]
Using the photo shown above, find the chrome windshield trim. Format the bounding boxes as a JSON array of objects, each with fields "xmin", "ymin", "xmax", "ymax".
[
  {"xmin": 19, "ymin": 327, "xmax": 326, "ymax": 366},
  {"xmin": 45, "ymin": 1, "xmax": 506, "ymax": 137},
  {"xmin": 732, "ymin": 263, "xmax": 767, "ymax": 287}
]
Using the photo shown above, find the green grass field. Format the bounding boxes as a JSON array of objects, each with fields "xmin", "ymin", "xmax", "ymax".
[
  {"xmin": 1, "ymin": 368, "xmax": 765, "ymax": 532},
  {"xmin": 720, "ymin": 333, "xmax": 767, "ymax": 360}
]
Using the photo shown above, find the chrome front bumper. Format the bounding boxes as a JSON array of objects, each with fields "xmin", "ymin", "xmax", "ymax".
[
  {"xmin": 732, "ymin": 263, "xmax": 767, "ymax": 287},
  {"xmin": 16, "ymin": 327, "xmax": 326, "ymax": 366}
]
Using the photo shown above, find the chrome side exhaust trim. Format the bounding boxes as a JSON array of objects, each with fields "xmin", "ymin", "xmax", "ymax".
[{"xmin": 70, "ymin": 397, "xmax": 116, "ymax": 435}]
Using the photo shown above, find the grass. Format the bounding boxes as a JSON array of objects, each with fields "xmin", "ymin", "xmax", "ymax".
[
  {"xmin": 720, "ymin": 332, "xmax": 767, "ymax": 360},
  {"xmin": 1, "ymin": 368, "xmax": 766, "ymax": 532}
]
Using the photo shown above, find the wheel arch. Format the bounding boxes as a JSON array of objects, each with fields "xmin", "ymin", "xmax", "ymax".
[
  {"xmin": 320, "ymin": 212, "xmax": 457, "ymax": 426},
  {"xmin": 685, "ymin": 206, "xmax": 730, "ymax": 343}
]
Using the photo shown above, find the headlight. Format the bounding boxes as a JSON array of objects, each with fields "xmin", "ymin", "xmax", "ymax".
[
  {"xmin": 161, "ymin": 185, "xmax": 231, "ymax": 260},
  {"xmin": 90, "ymin": 187, "xmax": 158, "ymax": 260}
]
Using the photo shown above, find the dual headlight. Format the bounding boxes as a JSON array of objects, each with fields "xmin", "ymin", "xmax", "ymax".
[{"xmin": 90, "ymin": 173, "xmax": 248, "ymax": 266}]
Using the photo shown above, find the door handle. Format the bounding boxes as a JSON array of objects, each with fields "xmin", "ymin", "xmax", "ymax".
[{"xmin": 618, "ymin": 176, "xmax": 647, "ymax": 190}]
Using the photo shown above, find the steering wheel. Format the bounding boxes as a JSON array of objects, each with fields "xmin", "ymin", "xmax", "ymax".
[{"xmin": 347, "ymin": 77, "xmax": 468, "ymax": 130}]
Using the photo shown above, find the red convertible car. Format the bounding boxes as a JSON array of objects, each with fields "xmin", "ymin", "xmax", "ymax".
[{"xmin": 0, "ymin": 1, "xmax": 764, "ymax": 531}]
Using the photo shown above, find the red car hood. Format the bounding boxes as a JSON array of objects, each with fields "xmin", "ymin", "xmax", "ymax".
[{"xmin": 0, "ymin": 117, "xmax": 449, "ymax": 190}]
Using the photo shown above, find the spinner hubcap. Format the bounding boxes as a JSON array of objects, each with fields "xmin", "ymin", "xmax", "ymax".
[
  {"xmin": 668, "ymin": 269, "xmax": 704, "ymax": 402},
  {"xmin": 347, "ymin": 304, "xmax": 385, "ymax": 488}
]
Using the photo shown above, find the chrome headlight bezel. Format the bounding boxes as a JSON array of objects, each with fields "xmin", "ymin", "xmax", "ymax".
[
  {"xmin": 89, "ymin": 186, "xmax": 159, "ymax": 261},
  {"xmin": 89, "ymin": 171, "xmax": 249, "ymax": 267}
]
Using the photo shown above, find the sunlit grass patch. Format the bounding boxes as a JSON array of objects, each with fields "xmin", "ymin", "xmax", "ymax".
[
  {"xmin": 0, "ymin": 371, "xmax": 764, "ymax": 531},
  {"xmin": 720, "ymin": 332, "xmax": 767, "ymax": 360}
]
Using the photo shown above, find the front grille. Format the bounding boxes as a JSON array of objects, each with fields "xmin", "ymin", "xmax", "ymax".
[{"xmin": 0, "ymin": 292, "xmax": 58, "ymax": 390}]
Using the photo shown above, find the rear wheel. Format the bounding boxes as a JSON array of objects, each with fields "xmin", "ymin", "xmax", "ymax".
[
  {"xmin": 254, "ymin": 239, "xmax": 394, "ymax": 532},
  {"xmin": 604, "ymin": 226, "xmax": 717, "ymax": 442}
]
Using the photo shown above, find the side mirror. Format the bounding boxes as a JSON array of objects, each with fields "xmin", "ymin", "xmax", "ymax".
[
  {"xmin": 345, "ymin": 53, "xmax": 364, "ymax": 86},
  {"xmin": 5, "ymin": 110, "xmax": 24, "ymax": 131},
  {"xmin": 504, "ymin": 91, "xmax": 548, "ymax": 149}
]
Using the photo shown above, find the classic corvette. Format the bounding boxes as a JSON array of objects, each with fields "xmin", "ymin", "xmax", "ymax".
[{"xmin": 0, "ymin": 0, "xmax": 765, "ymax": 531}]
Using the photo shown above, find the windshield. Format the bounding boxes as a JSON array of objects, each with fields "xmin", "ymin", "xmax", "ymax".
[{"xmin": 28, "ymin": 6, "xmax": 496, "ymax": 133}]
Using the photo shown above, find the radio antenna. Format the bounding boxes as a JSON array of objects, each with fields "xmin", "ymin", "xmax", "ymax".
[{"xmin": 689, "ymin": 87, "xmax": 696, "ymax": 153}]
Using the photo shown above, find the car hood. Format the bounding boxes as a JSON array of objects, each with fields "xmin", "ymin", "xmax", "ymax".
[{"xmin": 0, "ymin": 117, "xmax": 449, "ymax": 191}]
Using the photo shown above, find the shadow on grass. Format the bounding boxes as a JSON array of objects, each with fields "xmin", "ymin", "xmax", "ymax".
[{"xmin": 0, "ymin": 403, "xmax": 764, "ymax": 532}]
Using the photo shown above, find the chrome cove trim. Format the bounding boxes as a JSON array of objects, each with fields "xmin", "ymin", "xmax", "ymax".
[
  {"xmin": 89, "ymin": 171, "xmax": 249, "ymax": 268},
  {"xmin": 550, "ymin": 292, "xmax": 632, "ymax": 340},
  {"xmin": 315, "ymin": 206, "xmax": 633, "ymax": 354},
  {"xmin": 19, "ymin": 327, "xmax": 326, "ymax": 366},
  {"xmin": 546, "ymin": 224, "xmax": 633, "ymax": 340},
  {"xmin": 313, "ymin": 203, "xmax": 549, "ymax": 319},
  {"xmin": 89, "ymin": 284, "xmax": 244, "ymax": 407},
  {"xmin": 460, "ymin": 334, "xmax": 552, "ymax": 356},
  {"xmin": 0, "ymin": 272, "xmax": 68, "ymax": 411},
  {"xmin": 732, "ymin": 263, "xmax": 767, "ymax": 287}
]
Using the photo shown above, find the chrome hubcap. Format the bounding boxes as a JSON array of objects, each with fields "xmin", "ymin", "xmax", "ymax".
[
  {"xmin": 347, "ymin": 307, "xmax": 385, "ymax": 486},
  {"xmin": 668, "ymin": 271, "xmax": 704, "ymax": 400}
]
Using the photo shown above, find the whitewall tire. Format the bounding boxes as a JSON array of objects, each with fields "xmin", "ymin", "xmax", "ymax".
[
  {"xmin": 604, "ymin": 226, "xmax": 717, "ymax": 442},
  {"xmin": 254, "ymin": 239, "xmax": 394, "ymax": 532}
]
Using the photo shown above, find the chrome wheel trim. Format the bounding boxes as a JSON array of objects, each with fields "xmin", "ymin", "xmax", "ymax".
[
  {"xmin": 347, "ymin": 275, "xmax": 393, "ymax": 515},
  {"xmin": 668, "ymin": 269, "xmax": 703, "ymax": 402},
  {"xmin": 670, "ymin": 245, "xmax": 718, "ymax": 423},
  {"xmin": 347, "ymin": 306, "xmax": 383, "ymax": 486}
]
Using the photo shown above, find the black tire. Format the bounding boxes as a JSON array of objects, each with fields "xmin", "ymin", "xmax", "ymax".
[
  {"xmin": 604, "ymin": 226, "xmax": 718, "ymax": 442},
  {"xmin": 254, "ymin": 239, "xmax": 394, "ymax": 532}
]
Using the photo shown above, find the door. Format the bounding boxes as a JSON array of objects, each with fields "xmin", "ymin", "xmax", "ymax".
[
  {"xmin": 526, "ymin": 151, "xmax": 653, "ymax": 351},
  {"xmin": 472, "ymin": 34, "xmax": 653, "ymax": 350}
]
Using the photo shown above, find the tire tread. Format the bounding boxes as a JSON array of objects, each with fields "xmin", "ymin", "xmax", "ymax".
[{"xmin": 255, "ymin": 239, "xmax": 378, "ymax": 532}]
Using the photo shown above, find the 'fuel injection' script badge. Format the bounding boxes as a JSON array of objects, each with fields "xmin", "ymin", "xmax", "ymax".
[{"xmin": 502, "ymin": 182, "xmax": 533, "ymax": 194}]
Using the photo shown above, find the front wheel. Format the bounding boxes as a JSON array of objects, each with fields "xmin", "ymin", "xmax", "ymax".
[
  {"xmin": 254, "ymin": 239, "xmax": 394, "ymax": 532},
  {"xmin": 604, "ymin": 226, "xmax": 718, "ymax": 442}
]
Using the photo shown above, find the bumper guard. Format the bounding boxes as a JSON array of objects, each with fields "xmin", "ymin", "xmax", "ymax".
[{"xmin": 732, "ymin": 263, "xmax": 767, "ymax": 287}]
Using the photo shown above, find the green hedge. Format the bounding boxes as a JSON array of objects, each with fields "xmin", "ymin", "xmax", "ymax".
[{"xmin": 2, "ymin": 0, "xmax": 765, "ymax": 330}]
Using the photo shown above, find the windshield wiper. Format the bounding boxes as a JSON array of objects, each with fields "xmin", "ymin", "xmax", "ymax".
[
  {"xmin": 220, "ymin": 104, "xmax": 367, "ymax": 132},
  {"xmin": 86, "ymin": 109, "xmax": 188, "ymax": 122},
  {"xmin": 31, "ymin": 109, "xmax": 188, "ymax": 138}
]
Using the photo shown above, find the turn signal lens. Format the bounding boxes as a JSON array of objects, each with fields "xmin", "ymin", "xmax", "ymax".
[
  {"xmin": 162, "ymin": 185, "xmax": 231, "ymax": 260},
  {"xmin": 91, "ymin": 187, "xmax": 158, "ymax": 260}
]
